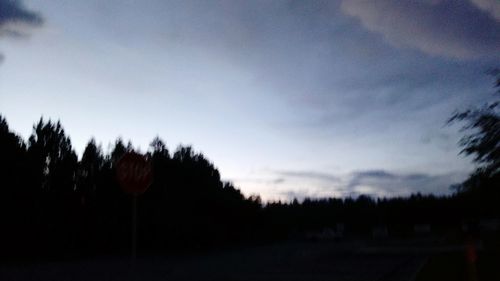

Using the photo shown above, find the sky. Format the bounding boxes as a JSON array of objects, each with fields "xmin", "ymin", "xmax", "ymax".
[{"xmin": 0, "ymin": 0, "xmax": 499, "ymax": 201}]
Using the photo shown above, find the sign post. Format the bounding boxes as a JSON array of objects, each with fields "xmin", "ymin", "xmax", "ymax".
[
  {"xmin": 131, "ymin": 194, "xmax": 137, "ymax": 262},
  {"xmin": 116, "ymin": 152, "xmax": 152, "ymax": 268}
]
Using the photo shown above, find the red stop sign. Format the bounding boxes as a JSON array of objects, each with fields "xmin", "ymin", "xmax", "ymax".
[{"xmin": 116, "ymin": 152, "xmax": 153, "ymax": 195}]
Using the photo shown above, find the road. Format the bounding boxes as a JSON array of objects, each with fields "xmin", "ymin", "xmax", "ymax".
[{"xmin": 0, "ymin": 239, "xmax": 431, "ymax": 281}]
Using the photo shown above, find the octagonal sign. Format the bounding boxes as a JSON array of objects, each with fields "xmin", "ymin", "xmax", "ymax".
[{"xmin": 116, "ymin": 152, "xmax": 153, "ymax": 195}]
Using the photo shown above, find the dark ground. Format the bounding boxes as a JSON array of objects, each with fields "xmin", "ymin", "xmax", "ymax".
[{"xmin": 0, "ymin": 238, "xmax": 442, "ymax": 281}]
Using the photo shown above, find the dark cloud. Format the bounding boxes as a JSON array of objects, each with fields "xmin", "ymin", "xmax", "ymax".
[
  {"xmin": 351, "ymin": 170, "xmax": 396, "ymax": 179},
  {"xmin": 0, "ymin": 0, "xmax": 42, "ymax": 35},
  {"xmin": 273, "ymin": 178, "xmax": 285, "ymax": 184},
  {"xmin": 272, "ymin": 169, "xmax": 467, "ymax": 200},
  {"xmin": 274, "ymin": 170, "xmax": 341, "ymax": 183},
  {"xmin": 0, "ymin": 0, "xmax": 42, "ymax": 63},
  {"xmin": 470, "ymin": 0, "xmax": 500, "ymax": 20},
  {"xmin": 346, "ymin": 169, "xmax": 467, "ymax": 197},
  {"xmin": 226, "ymin": 177, "xmax": 285, "ymax": 186},
  {"xmin": 340, "ymin": 0, "xmax": 500, "ymax": 59}
]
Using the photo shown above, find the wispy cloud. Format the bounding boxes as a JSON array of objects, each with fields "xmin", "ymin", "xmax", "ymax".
[
  {"xmin": 274, "ymin": 170, "xmax": 341, "ymax": 183},
  {"xmin": 340, "ymin": 0, "xmax": 500, "ymax": 59},
  {"xmin": 470, "ymin": 0, "xmax": 500, "ymax": 21},
  {"xmin": 346, "ymin": 169, "xmax": 466, "ymax": 197},
  {"xmin": 270, "ymin": 168, "xmax": 468, "ymax": 201}
]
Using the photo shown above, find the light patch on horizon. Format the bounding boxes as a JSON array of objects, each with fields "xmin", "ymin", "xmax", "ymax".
[{"xmin": 232, "ymin": 169, "xmax": 469, "ymax": 201}]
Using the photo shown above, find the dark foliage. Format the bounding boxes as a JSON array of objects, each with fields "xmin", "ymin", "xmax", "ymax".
[
  {"xmin": 449, "ymin": 69, "xmax": 500, "ymax": 189},
  {"xmin": 0, "ymin": 115, "xmax": 498, "ymax": 261}
]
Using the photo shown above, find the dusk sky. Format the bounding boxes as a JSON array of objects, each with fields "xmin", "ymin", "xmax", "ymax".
[{"xmin": 1, "ymin": 0, "xmax": 499, "ymax": 201}]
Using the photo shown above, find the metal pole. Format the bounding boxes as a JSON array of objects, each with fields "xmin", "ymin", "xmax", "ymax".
[{"xmin": 131, "ymin": 194, "xmax": 137, "ymax": 267}]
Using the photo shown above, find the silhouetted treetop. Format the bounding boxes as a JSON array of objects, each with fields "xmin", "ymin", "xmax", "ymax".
[
  {"xmin": 27, "ymin": 118, "xmax": 77, "ymax": 192},
  {"xmin": 450, "ymin": 70, "xmax": 500, "ymax": 182},
  {"xmin": 149, "ymin": 136, "xmax": 169, "ymax": 159},
  {"xmin": 111, "ymin": 138, "xmax": 127, "ymax": 164}
]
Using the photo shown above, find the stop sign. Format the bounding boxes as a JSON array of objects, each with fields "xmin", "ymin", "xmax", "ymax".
[{"xmin": 116, "ymin": 152, "xmax": 153, "ymax": 195}]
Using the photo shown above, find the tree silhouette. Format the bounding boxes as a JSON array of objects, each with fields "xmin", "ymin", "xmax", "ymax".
[
  {"xmin": 0, "ymin": 115, "xmax": 26, "ymax": 192},
  {"xmin": 110, "ymin": 138, "xmax": 128, "ymax": 164},
  {"xmin": 0, "ymin": 113, "xmax": 497, "ymax": 260},
  {"xmin": 27, "ymin": 118, "xmax": 78, "ymax": 193},
  {"xmin": 0, "ymin": 115, "xmax": 31, "ymax": 256},
  {"xmin": 449, "ymin": 69, "xmax": 500, "ymax": 192},
  {"xmin": 78, "ymin": 139, "xmax": 103, "ymax": 195}
]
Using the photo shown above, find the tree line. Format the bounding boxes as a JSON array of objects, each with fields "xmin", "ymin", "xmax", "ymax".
[
  {"xmin": 0, "ymin": 114, "xmax": 497, "ymax": 261},
  {"xmin": 0, "ymin": 116, "xmax": 263, "ymax": 259},
  {"xmin": 0, "ymin": 71, "xmax": 499, "ymax": 260}
]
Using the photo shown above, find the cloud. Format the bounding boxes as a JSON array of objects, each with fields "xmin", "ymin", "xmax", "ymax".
[
  {"xmin": 0, "ymin": 0, "xmax": 42, "ymax": 63},
  {"xmin": 274, "ymin": 170, "xmax": 341, "ymax": 183},
  {"xmin": 346, "ymin": 169, "xmax": 467, "ymax": 197},
  {"xmin": 0, "ymin": 0, "xmax": 42, "ymax": 37},
  {"xmin": 273, "ymin": 178, "xmax": 285, "ymax": 184},
  {"xmin": 340, "ymin": 0, "xmax": 500, "ymax": 59},
  {"xmin": 270, "ymin": 168, "xmax": 467, "ymax": 201},
  {"xmin": 470, "ymin": 0, "xmax": 500, "ymax": 21}
]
